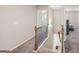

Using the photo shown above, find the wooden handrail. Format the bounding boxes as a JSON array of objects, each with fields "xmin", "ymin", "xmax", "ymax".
[
  {"xmin": 34, "ymin": 26, "xmax": 42, "ymax": 50},
  {"xmin": 61, "ymin": 25, "xmax": 64, "ymax": 53},
  {"xmin": 34, "ymin": 26, "xmax": 38, "ymax": 50},
  {"xmin": 58, "ymin": 25, "xmax": 64, "ymax": 53},
  {"xmin": 58, "ymin": 32, "xmax": 61, "ymax": 42}
]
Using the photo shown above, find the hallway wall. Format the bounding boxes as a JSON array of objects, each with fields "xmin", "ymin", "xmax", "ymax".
[
  {"xmin": 53, "ymin": 8, "xmax": 64, "ymax": 33},
  {"xmin": 0, "ymin": 5, "xmax": 37, "ymax": 50},
  {"xmin": 43, "ymin": 7, "xmax": 54, "ymax": 50},
  {"xmin": 37, "ymin": 5, "xmax": 48, "ymax": 28},
  {"xmin": 65, "ymin": 11, "xmax": 79, "ymax": 29}
]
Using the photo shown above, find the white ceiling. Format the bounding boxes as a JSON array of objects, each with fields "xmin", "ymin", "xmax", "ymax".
[
  {"xmin": 64, "ymin": 5, "xmax": 79, "ymax": 11},
  {"xmin": 49, "ymin": 5, "xmax": 79, "ymax": 11},
  {"xmin": 64, "ymin": 5, "xmax": 79, "ymax": 8},
  {"xmin": 49, "ymin": 5, "xmax": 63, "ymax": 10}
]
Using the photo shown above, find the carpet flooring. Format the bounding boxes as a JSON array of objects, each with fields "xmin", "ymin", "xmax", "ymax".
[{"xmin": 65, "ymin": 29, "xmax": 79, "ymax": 53}]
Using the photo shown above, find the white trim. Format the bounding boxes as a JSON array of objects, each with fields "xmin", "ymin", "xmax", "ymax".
[
  {"xmin": 33, "ymin": 36, "xmax": 49, "ymax": 52},
  {"xmin": 9, "ymin": 35, "xmax": 35, "ymax": 52}
]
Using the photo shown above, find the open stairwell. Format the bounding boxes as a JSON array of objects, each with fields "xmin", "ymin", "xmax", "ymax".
[{"xmin": 33, "ymin": 33, "xmax": 63, "ymax": 53}]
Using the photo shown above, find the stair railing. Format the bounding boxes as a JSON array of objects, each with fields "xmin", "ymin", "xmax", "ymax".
[
  {"xmin": 34, "ymin": 26, "xmax": 38, "ymax": 50},
  {"xmin": 58, "ymin": 25, "xmax": 64, "ymax": 53}
]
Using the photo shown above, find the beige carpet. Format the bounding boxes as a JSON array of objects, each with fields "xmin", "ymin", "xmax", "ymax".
[
  {"xmin": 65, "ymin": 29, "xmax": 79, "ymax": 53},
  {"xmin": 36, "ymin": 47, "xmax": 53, "ymax": 53}
]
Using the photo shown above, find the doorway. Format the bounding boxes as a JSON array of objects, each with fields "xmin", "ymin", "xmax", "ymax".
[
  {"xmin": 34, "ymin": 8, "xmax": 48, "ymax": 50},
  {"xmin": 37, "ymin": 9, "xmax": 48, "ymax": 45},
  {"xmin": 64, "ymin": 6, "xmax": 79, "ymax": 53}
]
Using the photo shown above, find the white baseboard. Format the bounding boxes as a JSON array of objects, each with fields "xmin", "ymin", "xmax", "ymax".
[{"xmin": 9, "ymin": 35, "xmax": 35, "ymax": 52}]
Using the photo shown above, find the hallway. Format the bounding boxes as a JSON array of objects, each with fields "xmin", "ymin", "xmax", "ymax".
[
  {"xmin": 0, "ymin": 5, "xmax": 77, "ymax": 53},
  {"xmin": 65, "ymin": 28, "xmax": 79, "ymax": 53}
]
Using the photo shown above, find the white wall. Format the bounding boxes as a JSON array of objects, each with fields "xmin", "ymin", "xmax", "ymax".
[
  {"xmin": 36, "ymin": 5, "xmax": 48, "ymax": 28},
  {"xmin": 43, "ymin": 7, "xmax": 54, "ymax": 50},
  {"xmin": 0, "ymin": 5, "xmax": 37, "ymax": 50},
  {"xmin": 65, "ymin": 11, "xmax": 79, "ymax": 28},
  {"xmin": 53, "ymin": 8, "xmax": 64, "ymax": 33}
]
